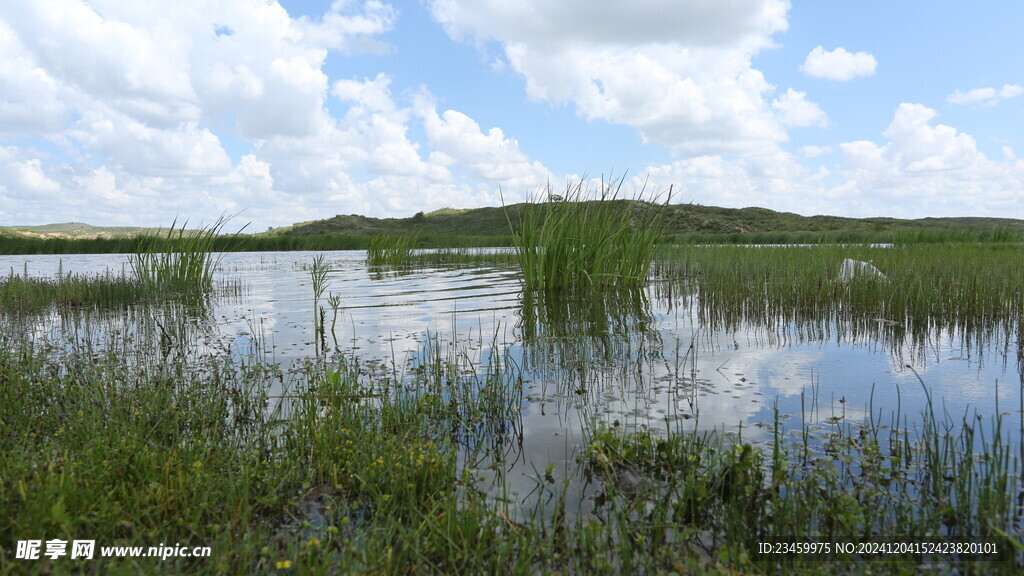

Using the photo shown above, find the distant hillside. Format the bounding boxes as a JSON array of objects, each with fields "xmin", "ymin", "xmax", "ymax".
[
  {"xmin": 2, "ymin": 223, "xmax": 203, "ymax": 240},
  {"xmin": 4, "ymin": 222, "xmax": 154, "ymax": 239},
  {"xmin": 9, "ymin": 204, "xmax": 1024, "ymax": 246},
  {"xmin": 279, "ymin": 202, "xmax": 1024, "ymax": 239}
]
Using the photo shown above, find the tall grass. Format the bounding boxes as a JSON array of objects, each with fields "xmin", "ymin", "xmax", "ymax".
[
  {"xmin": 367, "ymin": 233, "xmax": 419, "ymax": 266},
  {"xmin": 660, "ymin": 243, "xmax": 1024, "ymax": 328},
  {"xmin": 505, "ymin": 176, "xmax": 666, "ymax": 292},
  {"xmin": 309, "ymin": 254, "xmax": 330, "ymax": 354},
  {"xmin": 0, "ymin": 271, "xmax": 152, "ymax": 313},
  {"xmin": 130, "ymin": 216, "xmax": 234, "ymax": 295}
]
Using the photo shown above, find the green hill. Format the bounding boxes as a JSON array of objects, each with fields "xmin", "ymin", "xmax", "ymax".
[
  {"xmin": 6, "ymin": 203, "xmax": 1024, "ymax": 255},
  {"xmin": 6, "ymin": 222, "xmax": 156, "ymax": 239},
  {"xmin": 280, "ymin": 202, "xmax": 1024, "ymax": 240}
]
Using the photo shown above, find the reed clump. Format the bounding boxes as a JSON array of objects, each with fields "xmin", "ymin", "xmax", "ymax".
[
  {"xmin": 505, "ymin": 177, "xmax": 667, "ymax": 292},
  {"xmin": 0, "ymin": 271, "xmax": 152, "ymax": 312},
  {"xmin": 367, "ymin": 233, "xmax": 419, "ymax": 266},
  {"xmin": 130, "ymin": 216, "xmax": 231, "ymax": 295}
]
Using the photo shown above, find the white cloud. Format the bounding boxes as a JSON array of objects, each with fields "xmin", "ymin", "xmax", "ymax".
[
  {"xmin": 0, "ymin": 21, "xmax": 68, "ymax": 136},
  {"xmin": 771, "ymin": 88, "xmax": 828, "ymax": 127},
  {"xmin": 879, "ymin": 103, "xmax": 979, "ymax": 172},
  {"xmin": 801, "ymin": 46, "xmax": 877, "ymax": 81},
  {"xmin": 295, "ymin": 0, "xmax": 397, "ymax": 54},
  {"xmin": 66, "ymin": 107, "xmax": 234, "ymax": 176},
  {"xmin": 946, "ymin": 84, "xmax": 1023, "ymax": 106},
  {"xmin": 430, "ymin": 0, "xmax": 793, "ymax": 156},
  {"xmin": 834, "ymin": 103, "xmax": 1024, "ymax": 216},
  {"xmin": 635, "ymin": 101, "xmax": 1024, "ymax": 220},
  {"xmin": 798, "ymin": 145, "xmax": 832, "ymax": 158},
  {"xmin": 431, "ymin": 0, "xmax": 788, "ymax": 48},
  {"xmin": 412, "ymin": 89, "xmax": 550, "ymax": 193},
  {"xmin": 0, "ymin": 0, "xmax": 564, "ymax": 227}
]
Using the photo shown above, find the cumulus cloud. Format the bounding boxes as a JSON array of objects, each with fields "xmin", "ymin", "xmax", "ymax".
[
  {"xmin": 771, "ymin": 88, "xmax": 828, "ymax": 127},
  {"xmin": 801, "ymin": 46, "xmax": 877, "ymax": 81},
  {"xmin": 946, "ymin": 84, "xmax": 1023, "ymax": 106},
  {"xmin": 0, "ymin": 21, "xmax": 68, "ymax": 136},
  {"xmin": 295, "ymin": 0, "xmax": 397, "ymax": 54},
  {"xmin": 432, "ymin": 0, "xmax": 788, "ymax": 47},
  {"xmin": 0, "ymin": 0, "xmax": 543, "ymax": 227},
  {"xmin": 633, "ymin": 102, "xmax": 1024, "ymax": 221},
  {"xmin": 412, "ymin": 89, "xmax": 550, "ymax": 192},
  {"xmin": 835, "ymin": 103, "xmax": 1024, "ymax": 216},
  {"xmin": 430, "ymin": 0, "xmax": 794, "ymax": 156}
]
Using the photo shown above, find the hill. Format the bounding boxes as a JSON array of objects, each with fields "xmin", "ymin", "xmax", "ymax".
[
  {"xmin": 7, "ymin": 203, "xmax": 1024, "ymax": 251},
  {"xmin": 278, "ymin": 203, "xmax": 1024, "ymax": 239},
  {"xmin": 4, "ymin": 222, "xmax": 155, "ymax": 239}
]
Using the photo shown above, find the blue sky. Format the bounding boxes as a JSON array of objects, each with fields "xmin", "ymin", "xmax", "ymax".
[{"xmin": 1, "ymin": 1, "xmax": 1022, "ymax": 229}]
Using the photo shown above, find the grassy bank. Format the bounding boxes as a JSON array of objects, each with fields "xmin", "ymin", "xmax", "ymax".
[{"xmin": 7, "ymin": 200, "xmax": 1024, "ymax": 256}]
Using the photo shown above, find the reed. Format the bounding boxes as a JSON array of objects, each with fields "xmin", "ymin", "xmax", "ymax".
[
  {"xmin": 582, "ymin": 376, "xmax": 1023, "ymax": 573},
  {"xmin": 0, "ymin": 270, "xmax": 152, "ymax": 312},
  {"xmin": 367, "ymin": 233, "xmax": 420, "ymax": 266},
  {"xmin": 309, "ymin": 254, "xmax": 330, "ymax": 354},
  {"xmin": 660, "ymin": 243, "xmax": 1024, "ymax": 330},
  {"xmin": 130, "ymin": 216, "xmax": 233, "ymax": 295},
  {"xmin": 505, "ymin": 176, "xmax": 666, "ymax": 292}
]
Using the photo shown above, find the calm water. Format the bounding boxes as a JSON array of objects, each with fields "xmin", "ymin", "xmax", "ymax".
[{"xmin": 4, "ymin": 250, "xmax": 1022, "ymax": 509}]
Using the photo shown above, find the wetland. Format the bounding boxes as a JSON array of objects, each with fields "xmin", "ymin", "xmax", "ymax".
[{"xmin": 2, "ymin": 206, "xmax": 1024, "ymax": 574}]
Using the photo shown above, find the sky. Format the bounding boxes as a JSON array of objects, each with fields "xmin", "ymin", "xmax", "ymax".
[{"xmin": 1, "ymin": 1, "xmax": 1022, "ymax": 230}]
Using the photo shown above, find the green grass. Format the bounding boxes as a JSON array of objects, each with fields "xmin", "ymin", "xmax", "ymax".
[
  {"xmin": 130, "ymin": 217, "xmax": 233, "ymax": 296},
  {"xmin": 0, "ymin": 271, "xmax": 154, "ymax": 313},
  {"xmin": 366, "ymin": 233, "xmax": 420, "ymax": 266},
  {"xmin": 582, "ymin": 379, "xmax": 1023, "ymax": 573},
  {"xmin": 505, "ymin": 177, "xmax": 666, "ymax": 291},
  {"xmin": 659, "ymin": 243, "xmax": 1024, "ymax": 330},
  {"xmin": 5, "ymin": 204, "xmax": 1024, "ymax": 256},
  {"xmin": 0, "ymin": 228, "xmax": 244, "ymax": 315}
]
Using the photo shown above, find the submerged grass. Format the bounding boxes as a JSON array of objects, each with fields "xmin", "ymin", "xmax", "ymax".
[
  {"xmin": 583, "ymin": 376, "xmax": 1024, "ymax": 573},
  {"xmin": 505, "ymin": 176, "xmax": 667, "ymax": 292},
  {"xmin": 5, "ymin": 323, "xmax": 1018, "ymax": 574}
]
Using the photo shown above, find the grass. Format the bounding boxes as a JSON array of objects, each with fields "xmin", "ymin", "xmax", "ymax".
[
  {"xmin": 129, "ymin": 217, "xmax": 234, "ymax": 296},
  {"xmin": 658, "ymin": 243, "xmax": 1024, "ymax": 331},
  {"xmin": 505, "ymin": 176, "xmax": 667, "ymax": 291},
  {"xmin": 5, "ymin": 204, "xmax": 1024, "ymax": 256},
  {"xmin": 0, "ymin": 217, "xmax": 242, "ymax": 315},
  {"xmin": 582, "ymin": 377, "xmax": 1023, "ymax": 573},
  {"xmin": 0, "ymin": 271, "xmax": 153, "ymax": 313},
  {"xmin": 366, "ymin": 233, "xmax": 419, "ymax": 266}
]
